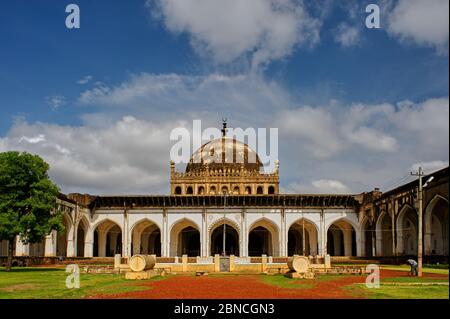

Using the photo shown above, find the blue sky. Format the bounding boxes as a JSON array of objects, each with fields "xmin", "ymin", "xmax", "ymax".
[{"xmin": 0, "ymin": 0, "xmax": 448, "ymax": 194}]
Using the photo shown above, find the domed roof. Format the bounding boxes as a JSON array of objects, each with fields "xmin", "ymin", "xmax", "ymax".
[{"xmin": 186, "ymin": 137, "xmax": 263, "ymax": 173}]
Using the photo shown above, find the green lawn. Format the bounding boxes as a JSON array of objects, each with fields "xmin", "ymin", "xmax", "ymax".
[
  {"xmin": 0, "ymin": 267, "xmax": 164, "ymax": 299},
  {"xmin": 261, "ymin": 275, "xmax": 315, "ymax": 289},
  {"xmin": 381, "ymin": 265, "xmax": 449, "ymax": 275},
  {"xmin": 347, "ymin": 283, "xmax": 449, "ymax": 299}
]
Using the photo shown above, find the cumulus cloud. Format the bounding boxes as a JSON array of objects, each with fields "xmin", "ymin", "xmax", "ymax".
[
  {"xmin": 334, "ymin": 23, "xmax": 360, "ymax": 47},
  {"xmin": 386, "ymin": 0, "xmax": 449, "ymax": 54},
  {"xmin": 146, "ymin": 0, "xmax": 321, "ymax": 69},
  {"xmin": 1, "ymin": 71, "xmax": 448, "ymax": 195},
  {"xmin": 283, "ymin": 179, "xmax": 352, "ymax": 194},
  {"xmin": 77, "ymin": 75, "xmax": 93, "ymax": 85},
  {"xmin": 411, "ymin": 160, "xmax": 449, "ymax": 174},
  {"xmin": 0, "ymin": 117, "xmax": 184, "ymax": 194},
  {"xmin": 45, "ymin": 95, "xmax": 66, "ymax": 110}
]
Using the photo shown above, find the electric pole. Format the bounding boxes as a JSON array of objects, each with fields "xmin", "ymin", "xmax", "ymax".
[{"xmin": 411, "ymin": 167, "xmax": 424, "ymax": 277}]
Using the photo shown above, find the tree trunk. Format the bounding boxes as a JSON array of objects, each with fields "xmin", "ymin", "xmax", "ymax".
[{"xmin": 6, "ymin": 239, "xmax": 14, "ymax": 272}]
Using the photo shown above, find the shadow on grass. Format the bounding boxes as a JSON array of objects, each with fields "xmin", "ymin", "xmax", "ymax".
[{"xmin": 0, "ymin": 267, "xmax": 62, "ymax": 273}]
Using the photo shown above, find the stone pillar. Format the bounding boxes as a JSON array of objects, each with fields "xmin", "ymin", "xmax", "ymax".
[
  {"xmin": 163, "ymin": 209, "xmax": 169, "ymax": 257},
  {"xmin": 15, "ymin": 236, "xmax": 29, "ymax": 256},
  {"xmin": 182, "ymin": 254, "xmax": 188, "ymax": 272},
  {"xmin": 98, "ymin": 232, "xmax": 107, "ymax": 257},
  {"xmin": 343, "ymin": 230, "xmax": 352, "ymax": 256},
  {"xmin": 280, "ymin": 209, "xmax": 286, "ymax": 256},
  {"xmin": 319, "ymin": 210, "xmax": 326, "ymax": 257},
  {"xmin": 66, "ymin": 235, "xmax": 75, "ymax": 258},
  {"xmin": 214, "ymin": 254, "xmax": 220, "ymax": 272},
  {"xmin": 242, "ymin": 211, "xmax": 248, "ymax": 257},
  {"xmin": 230, "ymin": 255, "xmax": 235, "ymax": 272},
  {"xmin": 261, "ymin": 254, "xmax": 267, "ymax": 273},
  {"xmin": 44, "ymin": 231, "xmax": 57, "ymax": 257},
  {"xmin": 84, "ymin": 240, "xmax": 93, "ymax": 257}
]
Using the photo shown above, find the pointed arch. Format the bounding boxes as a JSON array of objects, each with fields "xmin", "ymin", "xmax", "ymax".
[
  {"xmin": 375, "ymin": 212, "xmax": 393, "ymax": 256},
  {"xmin": 287, "ymin": 217, "xmax": 319, "ymax": 256},
  {"xmin": 396, "ymin": 204, "xmax": 417, "ymax": 255},
  {"xmin": 248, "ymin": 218, "xmax": 280, "ymax": 256},
  {"xmin": 91, "ymin": 219, "xmax": 122, "ymax": 257},
  {"xmin": 209, "ymin": 218, "xmax": 240, "ymax": 257},
  {"xmin": 425, "ymin": 194, "xmax": 449, "ymax": 256},
  {"xmin": 169, "ymin": 218, "xmax": 200, "ymax": 257},
  {"xmin": 131, "ymin": 218, "xmax": 162, "ymax": 256},
  {"xmin": 327, "ymin": 218, "xmax": 358, "ymax": 256}
]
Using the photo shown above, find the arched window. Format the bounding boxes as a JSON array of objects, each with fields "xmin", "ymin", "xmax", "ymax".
[
  {"xmin": 245, "ymin": 186, "xmax": 252, "ymax": 195},
  {"xmin": 186, "ymin": 186, "xmax": 193, "ymax": 195},
  {"xmin": 221, "ymin": 186, "xmax": 229, "ymax": 194},
  {"xmin": 175, "ymin": 186, "xmax": 182, "ymax": 195},
  {"xmin": 257, "ymin": 186, "xmax": 263, "ymax": 194},
  {"xmin": 268, "ymin": 186, "xmax": 275, "ymax": 194},
  {"xmin": 198, "ymin": 186, "xmax": 205, "ymax": 195},
  {"xmin": 233, "ymin": 186, "xmax": 240, "ymax": 194},
  {"xmin": 210, "ymin": 186, "xmax": 216, "ymax": 195}
]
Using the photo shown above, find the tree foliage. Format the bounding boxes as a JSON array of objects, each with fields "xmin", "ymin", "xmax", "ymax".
[{"xmin": 0, "ymin": 152, "xmax": 62, "ymax": 266}]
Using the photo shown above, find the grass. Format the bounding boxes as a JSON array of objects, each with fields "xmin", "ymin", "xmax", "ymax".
[
  {"xmin": 381, "ymin": 265, "xmax": 449, "ymax": 275},
  {"xmin": 0, "ymin": 267, "xmax": 164, "ymax": 299},
  {"xmin": 347, "ymin": 283, "xmax": 449, "ymax": 299},
  {"xmin": 261, "ymin": 275, "xmax": 315, "ymax": 289}
]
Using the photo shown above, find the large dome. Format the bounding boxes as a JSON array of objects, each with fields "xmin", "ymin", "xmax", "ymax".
[{"xmin": 186, "ymin": 137, "xmax": 263, "ymax": 173}]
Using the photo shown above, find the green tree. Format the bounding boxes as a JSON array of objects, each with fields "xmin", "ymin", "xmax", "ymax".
[{"xmin": 0, "ymin": 151, "xmax": 62, "ymax": 271}]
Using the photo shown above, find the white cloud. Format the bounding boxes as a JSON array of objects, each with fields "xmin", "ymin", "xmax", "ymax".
[
  {"xmin": 0, "ymin": 117, "xmax": 183, "ymax": 194},
  {"xmin": 283, "ymin": 179, "xmax": 352, "ymax": 194},
  {"xmin": 77, "ymin": 75, "xmax": 93, "ymax": 85},
  {"xmin": 386, "ymin": 0, "xmax": 449, "ymax": 54},
  {"xmin": 2, "ymin": 72, "xmax": 448, "ymax": 195},
  {"xmin": 45, "ymin": 95, "xmax": 66, "ymax": 110},
  {"xmin": 147, "ymin": 0, "xmax": 321, "ymax": 69},
  {"xmin": 334, "ymin": 23, "xmax": 360, "ymax": 47},
  {"xmin": 411, "ymin": 160, "xmax": 449, "ymax": 174}
]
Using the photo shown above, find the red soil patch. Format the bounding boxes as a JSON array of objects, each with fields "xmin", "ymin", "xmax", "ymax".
[{"xmin": 92, "ymin": 270, "xmax": 448, "ymax": 299}]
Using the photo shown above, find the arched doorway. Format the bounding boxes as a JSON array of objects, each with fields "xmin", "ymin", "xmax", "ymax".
[
  {"xmin": 425, "ymin": 196, "xmax": 449, "ymax": 256},
  {"xmin": 248, "ymin": 219, "xmax": 279, "ymax": 256},
  {"xmin": 93, "ymin": 220, "xmax": 122, "ymax": 257},
  {"xmin": 361, "ymin": 218, "xmax": 375, "ymax": 258},
  {"xmin": 76, "ymin": 218, "xmax": 89, "ymax": 257},
  {"xmin": 376, "ymin": 212, "xmax": 393, "ymax": 256},
  {"xmin": 397, "ymin": 205, "xmax": 418, "ymax": 255},
  {"xmin": 131, "ymin": 219, "xmax": 161, "ymax": 256},
  {"xmin": 327, "ymin": 219, "xmax": 357, "ymax": 256},
  {"xmin": 288, "ymin": 218, "xmax": 318, "ymax": 256},
  {"xmin": 210, "ymin": 222, "xmax": 239, "ymax": 256},
  {"xmin": 170, "ymin": 219, "xmax": 200, "ymax": 257},
  {"xmin": 56, "ymin": 215, "xmax": 72, "ymax": 257}
]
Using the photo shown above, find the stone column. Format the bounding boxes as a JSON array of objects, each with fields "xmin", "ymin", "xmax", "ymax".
[
  {"xmin": 44, "ymin": 231, "xmax": 57, "ymax": 257},
  {"xmin": 66, "ymin": 234, "xmax": 75, "ymax": 258},
  {"xmin": 84, "ymin": 240, "xmax": 93, "ymax": 257},
  {"xmin": 319, "ymin": 210, "xmax": 326, "ymax": 257},
  {"xmin": 162, "ymin": 209, "xmax": 169, "ymax": 257},
  {"xmin": 15, "ymin": 236, "xmax": 29, "ymax": 256},
  {"xmin": 280, "ymin": 209, "xmax": 286, "ymax": 256},
  {"xmin": 98, "ymin": 231, "xmax": 107, "ymax": 257},
  {"xmin": 242, "ymin": 210, "xmax": 248, "ymax": 257},
  {"xmin": 343, "ymin": 230, "xmax": 352, "ymax": 256}
]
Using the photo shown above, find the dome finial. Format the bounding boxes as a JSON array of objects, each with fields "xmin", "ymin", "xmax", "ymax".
[{"xmin": 221, "ymin": 118, "xmax": 228, "ymax": 137}]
